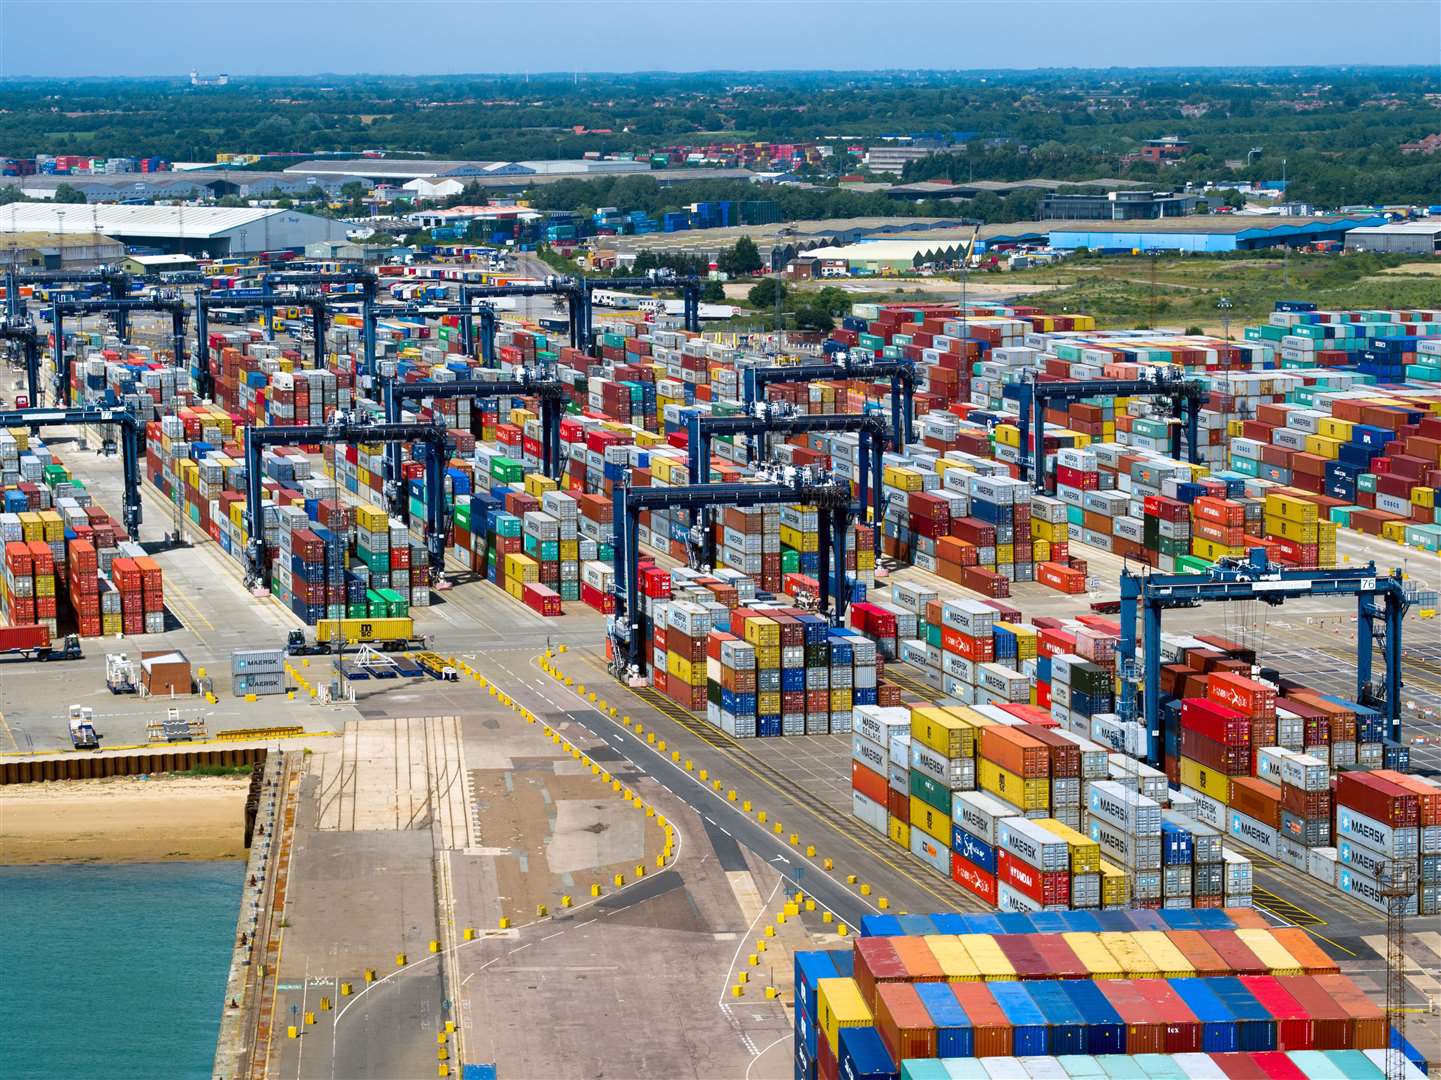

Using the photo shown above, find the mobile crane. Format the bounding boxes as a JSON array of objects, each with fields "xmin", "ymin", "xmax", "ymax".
[
  {"xmin": 608, "ymin": 467, "xmax": 856, "ymax": 681},
  {"xmin": 243, "ymin": 412, "xmax": 454, "ymax": 591},
  {"xmin": 1118, "ymin": 547, "xmax": 1411, "ymax": 768},
  {"xmin": 380, "ymin": 367, "xmax": 565, "ymax": 518},
  {"xmin": 0, "ymin": 318, "xmax": 41, "ymax": 411},
  {"xmin": 45, "ymin": 295, "xmax": 187, "ymax": 405},
  {"xmin": 741, "ymin": 353, "xmax": 916, "ymax": 458},
  {"xmin": 0, "ymin": 405, "xmax": 143, "ymax": 534},
  {"xmin": 684, "ymin": 402, "xmax": 889, "ymax": 556},
  {"xmin": 1003, "ymin": 368, "xmax": 1207, "ymax": 491}
]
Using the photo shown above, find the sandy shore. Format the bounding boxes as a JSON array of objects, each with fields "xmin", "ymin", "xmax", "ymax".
[{"xmin": 0, "ymin": 775, "xmax": 250, "ymax": 864}]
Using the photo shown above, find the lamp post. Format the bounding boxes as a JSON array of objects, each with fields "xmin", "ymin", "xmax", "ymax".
[{"xmin": 1217, "ymin": 296, "xmax": 1233, "ymax": 342}]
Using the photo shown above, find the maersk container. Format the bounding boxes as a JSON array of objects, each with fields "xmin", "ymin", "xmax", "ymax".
[
  {"xmin": 953, "ymin": 825, "xmax": 998, "ymax": 875},
  {"xmin": 1227, "ymin": 810, "xmax": 1278, "ymax": 858},
  {"xmin": 1336, "ymin": 805, "xmax": 1419, "ymax": 859},
  {"xmin": 1338, "ymin": 867, "xmax": 1418, "ymax": 915}
]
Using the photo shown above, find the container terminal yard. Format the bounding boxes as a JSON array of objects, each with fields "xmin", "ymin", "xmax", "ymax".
[{"xmin": 1, "ymin": 254, "xmax": 1440, "ymax": 1080}]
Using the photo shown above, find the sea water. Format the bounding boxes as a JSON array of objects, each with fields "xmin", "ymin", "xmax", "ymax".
[{"xmin": 0, "ymin": 861, "xmax": 245, "ymax": 1080}]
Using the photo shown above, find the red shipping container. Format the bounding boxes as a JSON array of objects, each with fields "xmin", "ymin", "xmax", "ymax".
[
  {"xmin": 949, "ymin": 983, "xmax": 1011, "ymax": 1058},
  {"xmin": 1275, "ymin": 976, "xmax": 1351, "ymax": 1051},
  {"xmin": 1027, "ymin": 933, "xmax": 1088, "ymax": 979},
  {"xmin": 1206, "ymin": 671, "xmax": 1276, "ymax": 718},
  {"xmin": 1336, "ymin": 771, "xmax": 1420, "ymax": 828},
  {"xmin": 1238, "ymin": 975, "xmax": 1314, "ymax": 1051},
  {"xmin": 1095, "ymin": 980, "xmax": 1165, "ymax": 1054},
  {"xmin": 1130, "ymin": 978, "xmax": 1203, "ymax": 1053},
  {"xmin": 852, "ymin": 937, "xmax": 907, "ymax": 1011},
  {"xmin": 874, "ymin": 983, "xmax": 937, "ymax": 1063},
  {"xmin": 950, "ymin": 851, "xmax": 997, "ymax": 907}
]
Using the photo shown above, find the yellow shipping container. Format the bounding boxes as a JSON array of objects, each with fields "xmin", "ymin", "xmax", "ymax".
[
  {"xmin": 37, "ymin": 510, "xmax": 64, "ymax": 542},
  {"xmin": 1031, "ymin": 519, "xmax": 1069, "ymax": 543},
  {"xmin": 816, "ymin": 978, "xmax": 871, "ymax": 1055},
  {"xmin": 1098, "ymin": 862, "xmax": 1129, "ymax": 908},
  {"xmin": 558, "ymin": 540, "xmax": 579, "ymax": 562},
  {"xmin": 354, "ymin": 505, "xmax": 388, "ymax": 531},
  {"xmin": 993, "ymin": 423, "xmax": 1021, "ymax": 449},
  {"xmin": 909, "ymin": 796, "xmax": 951, "ymax": 845},
  {"xmin": 757, "ymin": 691, "xmax": 781, "ymax": 715},
  {"xmin": 995, "ymin": 543, "xmax": 1014, "ymax": 564},
  {"xmin": 1192, "ymin": 537, "xmax": 1245, "ymax": 563},
  {"xmin": 882, "ymin": 465, "xmax": 923, "ymax": 492},
  {"xmin": 978, "ymin": 757, "xmax": 1048, "ymax": 811},
  {"xmin": 1265, "ymin": 493, "xmax": 1318, "ymax": 524},
  {"xmin": 1132, "ymin": 931, "xmax": 1195, "ymax": 978},
  {"xmin": 1097, "ymin": 933, "xmax": 1162, "ymax": 978},
  {"xmin": 314, "ymin": 617, "xmax": 415, "ymax": 644},
  {"xmin": 1264, "ymin": 514, "xmax": 1318, "ymax": 543},
  {"xmin": 667, "ymin": 652, "xmax": 702, "ymax": 686},
  {"xmin": 779, "ymin": 525, "xmax": 818, "ymax": 553},
  {"xmin": 1318, "ymin": 417, "xmax": 1354, "ymax": 441},
  {"xmin": 995, "ymin": 622, "xmax": 1038, "ymax": 661},
  {"xmin": 923, "ymin": 935, "xmax": 980, "ymax": 982},
  {"xmin": 1062, "ymin": 932, "xmax": 1122, "ymax": 979},
  {"xmin": 1303, "ymin": 434, "xmax": 1342, "ymax": 460},
  {"xmin": 1033, "ymin": 538, "xmax": 1052, "ymax": 563},
  {"xmin": 1033, "ymin": 818, "xmax": 1100, "ymax": 873},
  {"xmin": 742, "ymin": 615, "xmax": 779, "ymax": 647},
  {"xmin": 957, "ymin": 935, "xmax": 1017, "ymax": 981},
  {"xmin": 524, "ymin": 473, "xmax": 558, "ymax": 497},
  {"xmin": 911, "ymin": 706, "xmax": 973, "ymax": 758},
  {"xmin": 17, "ymin": 512, "xmax": 42, "ymax": 541},
  {"xmin": 1179, "ymin": 757, "xmax": 1231, "ymax": 804},
  {"xmin": 887, "ymin": 816, "xmax": 910, "ymax": 850},
  {"xmin": 504, "ymin": 553, "xmax": 539, "ymax": 582},
  {"xmin": 1235, "ymin": 928, "xmax": 1303, "ymax": 976}
]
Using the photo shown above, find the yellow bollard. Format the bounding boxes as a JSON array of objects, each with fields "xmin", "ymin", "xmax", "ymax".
[
  {"xmin": 561, "ymin": 895, "xmax": 572, "ymax": 908},
  {"xmin": 805, "ymin": 899, "xmax": 815, "ymax": 912},
  {"xmin": 656, "ymin": 854, "xmax": 666, "ymax": 868},
  {"xmin": 784, "ymin": 902, "xmax": 799, "ymax": 917},
  {"xmin": 728, "ymin": 790, "xmax": 737, "ymax": 801},
  {"xmin": 773, "ymin": 823, "xmax": 783, "ymax": 834},
  {"xmin": 429, "ymin": 940, "xmax": 440, "ymax": 954},
  {"xmin": 340, "ymin": 982, "xmax": 352, "ymax": 996},
  {"xmin": 789, "ymin": 833, "xmax": 799, "ymax": 845},
  {"xmin": 635, "ymin": 864, "xmax": 645, "ymax": 878},
  {"xmin": 736, "ymin": 970, "xmax": 748, "ymax": 984},
  {"xmin": 837, "ymin": 924, "xmax": 849, "ymax": 937},
  {"xmin": 439, "ymin": 1065, "xmax": 450, "ymax": 1077},
  {"xmin": 805, "ymin": 845, "xmax": 816, "ymax": 857},
  {"xmin": 438, "ymin": 1032, "xmax": 447, "ymax": 1045},
  {"xmin": 645, "ymin": 806, "xmax": 655, "ymax": 818},
  {"xmin": 672, "ymin": 751, "xmax": 681, "ymax": 762},
  {"xmin": 445, "ymin": 1021, "xmax": 455, "ymax": 1034},
  {"xmin": 846, "ymin": 874, "xmax": 858, "ymax": 884},
  {"xmin": 878, "ymin": 897, "xmax": 890, "ymax": 910},
  {"xmin": 536, "ymin": 904, "xmax": 548, "ymax": 917},
  {"xmin": 591, "ymin": 883, "xmax": 602, "ymax": 897},
  {"xmin": 742, "ymin": 800, "xmax": 751, "ymax": 812},
  {"xmin": 756, "ymin": 939, "xmax": 767, "ymax": 952},
  {"xmin": 634, "ymin": 723, "xmax": 643, "ymax": 735},
  {"xmin": 577, "ymin": 684, "xmax": 585, "ymax": 695},
  {"xmin": 288, "ymin": 1026, "xmax": 299, "ymax": 1039},
  {"xmin": 757, "ymin": 811, "xmax": 767, "ymax": 824},
  {"xmin": 646, "ymin": 732, "xmax": 655, "ymax": 744},
  {"xmin": 698, "ymin": 769, "xmax": 708, "ymax": 781},
  {"xmin": 822, "ymin": 912, "xmax": 833, "ymax": 925},
  {"xmin": 731, "ymin": 985, "xmax": 744, "ymax": 998},
  {"xmin": 558, "ymin": 644, "xmax": 567, "ymax": 653},
  {"xmin": 499, "ymin": 917, "xmax": 511, "ymax": 930},
  {"xmin": 305, "ymin": 1011, "xmax": 316, "ymax": 1025},
  {"xmin": 438, "ymin": 1049, "xmax": 449, "ymax": 1063},
  {"xmin": 657, "ymin": 740, "xmax": 665, "ymax": 751},
  {"xmin": 684, "ymin": 759, "xmax": 693, "ymax": 771},
  {"xmin": 823, "ymin": 858, "xmax": 833, "ymax": 871},
  {"xmin": 365, "ymin": 968, "xmax": 376, "ymax": 983},
  {"xmin": 748, "ymin": 954, "xmax": 759, "ymax": 966},
  {"xmin": 614, "ymin": 873, "xmax": 625, "ymax": 887},
  {"xmin": 764, "ymin": 925, "xmax": 775, "ymax": 938},
  {"xmin": 396, "ymin": 953, "xmax": 407, "ymax": 967},
  {"xmin": 463, "ymin": 928, "xmax": 475, "ymax": 941},
  {"xmin": 859, "ymin": 884, "xmax": 871, "ymax": 896},
  {"xmin": 766, "ymin": 986, "xmax": 779, "ymax": 1000}
]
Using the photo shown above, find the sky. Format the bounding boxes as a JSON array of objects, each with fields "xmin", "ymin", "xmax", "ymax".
[{"xmin": 1, "ymin": 0, "xmax": 1438, "ymax": 77}]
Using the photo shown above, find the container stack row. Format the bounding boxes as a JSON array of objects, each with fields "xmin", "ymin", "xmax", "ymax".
[{"xmin": 794, "ymin": 909, "xmax": 1405, "ymax": 1080}]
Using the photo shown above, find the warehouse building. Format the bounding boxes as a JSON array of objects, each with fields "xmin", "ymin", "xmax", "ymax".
[
  {"xmin": 0, "ymin": 204, "xmax": 349, "ymax": 256},
  {"xmin": 1343, "ymin": 220, "xmax": 1441, "ymax": 256},
  {"xmin": 14, "ymin": 170, "xmax": 351, "ymax": 201},
  {"xmin": 1039, "ymin": 189, "xmax": 1202, "ymax": 221},
  {"xmin": 0, "ymin": 230, "xmax": 125, "ymax": 270},
  {"xmin": 793, "ymin": 239, "xmax": 972, "ymax": 273},
  {"xmin": 1045, "ymin": 214, "xmax": 1386, "ymax": 252}
]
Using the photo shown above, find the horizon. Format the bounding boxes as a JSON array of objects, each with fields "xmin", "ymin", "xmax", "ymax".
[{"xmin": 2, "ymin": 0, "xmax": 1438, "ymax": 78}]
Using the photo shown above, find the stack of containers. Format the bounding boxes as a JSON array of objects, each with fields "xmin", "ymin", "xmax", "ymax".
[
  {"xmin": 850, "ymin": 705, "xmax": 912, "ymax": 846},
  {"xmin": 232, "ymin": 647, "xmax": 287, "ymax": 697}
]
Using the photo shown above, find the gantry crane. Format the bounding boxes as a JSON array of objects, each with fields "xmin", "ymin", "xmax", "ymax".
[
  {"xmin": 684, "ymin": 402, "xmax": 889, "ymax": 556},
  {"xmin": 4, "ymin": 265, "xmax": 130, "ymax": 322},
  {"xmin": 609, "ymin": 468, "xmax": 855, "ymax": 681},
  {"xmin": 0, "ymin": 318, "xmax": 41, "ymax": 410},
  {"xmin": 0, "ymin": 405, "xmax": 143, "ymax": 534},
  {"xmin": 1118, "ymin": 547, "xmax": 1411, "ymax": 768},
  {"xmin": 193, "ymin": 287, "xmax": 348, "ymax": 398},
  {"xmin": 255, "ymin": 270, "xmax": 379, "ymax": 378},
  {"xmin": 461, "ymin": 278, "xmax": 585, "ymax": 347},
  {"xmin": 576, "ymin": 273, "xmax": 702, "ymax": 342},
  {"xmin": 380, "ymin": 367, "xmax": 565, "ymax": 518},
  {"xmin": 45, "ymin": 295, "xmax": 187, "ymax": 405},
  {"xmin": 1002, "ymin": 369, "xmax": 1207, "ymax": 491},
  {"xmin": 371, "ymin": 299, "xmax": 500, "ymax": 366},
  {"xmin": 741, "ymin": 354, "xmax": 916, "ymax": 458},
  {"xmin": 243, "ymin": 413, "xmax": 453, "ymax": 591}
]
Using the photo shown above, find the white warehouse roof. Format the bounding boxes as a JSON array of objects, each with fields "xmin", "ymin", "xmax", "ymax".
[{"xmin": 0, "ymin": 204, "xmax": 349, "ymax": 254}]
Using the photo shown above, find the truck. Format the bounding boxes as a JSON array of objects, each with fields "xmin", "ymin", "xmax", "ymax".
[
  {"xmin": 286, "ymin": 617, "xmax": 427, "ymax": 656},
  {"xmin": 0, "ymin": 624, "xmax": 83, "ymax": 661},
  {"xmin": 69, "ymin": 705, "xmax": 101, "ymax": 750}
]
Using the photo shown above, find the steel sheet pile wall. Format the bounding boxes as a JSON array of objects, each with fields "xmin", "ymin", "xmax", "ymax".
[
  {"xmin": 0, "ymin": 432, "xmax": 162, "ymax": 637},
  {"xmin": 793, "ymin": 910, "xmax": 1408, "ymax": 1080}
]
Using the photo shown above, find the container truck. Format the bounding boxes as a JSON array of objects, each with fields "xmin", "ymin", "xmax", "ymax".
[
  {"xmin": 0, "ymin": 624, "xmax": 82, "ymax": 661},
  {"xmin": 286, "ymin": 618, "xmax": 427, "ymax": 655}
]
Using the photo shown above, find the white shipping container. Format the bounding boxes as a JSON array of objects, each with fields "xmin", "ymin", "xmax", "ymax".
[
  {"xmin": 910, "ymin": 739, "xmax": 970, "ymax": 790},
  {"xmin": 996, "ymin": 881, "xmax": 1043, "ymax": 914},
  {"xmin": 1087, "ymin": 780, "xmax": 1161, "ymax": 835},
  {"xmin": 1227, "ymin": 809, "xmax": 1279, "ymax": 857},
  {"xmin": 951, "ymin": 790, "xmax": 1021, "ymax": 847},
  {"xmin": 855, "ymin": 704, "xmax": 909, "ymax": 747},
  {"xmin": 1337, "ymin": 805, "xmax": 1420, "ymax": 859},
  {"xmin": 1180, "ymin": 785, "xmax": 1227, "ymax": 832},
  {"xmin": 1308, "ymin": 846, "xmax": 1339, "ymax": 886},
  {"xmin": 1339, "ymin": 867, "xmax": 1419, "ymax": 915},
  {"xmin": 852, "ymin": 790, "xmax": 888, "ymax": 834},
  {"xmin": 909, "ymin": 824, "xmax": 950, "ymax": 876},
  {"xmin": 998, "ymin": 818, "xmax": 1069, "ymax": 872},
  {"xmin": 852, "ymin": 733, "xmax": 888, "ymax": 776}
]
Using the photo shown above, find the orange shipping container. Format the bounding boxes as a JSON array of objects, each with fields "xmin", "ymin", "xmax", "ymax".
[
  {"xmin": 979, "ymin": 725, "xmax": 1050, "ymax": 780},
  {"xmin": 851, "ymin": 760, "xmax": 888, "ymax": 806},
  {"xmin": 1266, "ymin": 927, "xmax": 1340, "ymax": 976},
  {"xmin": 1165, "ymin": 930, "xmax": 1232, "ymax": 978},
  {"xmin": 874, "ymin": 983, "xmax": 938, "ymax": 1063}
]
